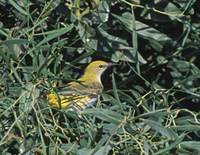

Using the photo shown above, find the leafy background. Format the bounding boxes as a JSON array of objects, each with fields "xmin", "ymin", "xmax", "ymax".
[{"xmin": 0, "ymin": 0, "xmax": 200, "ymax": 154}]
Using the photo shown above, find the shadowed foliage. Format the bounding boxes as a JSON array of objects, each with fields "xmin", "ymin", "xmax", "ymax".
[{"xmin": 0, "ymin": 0, "xmax": 200, "ymax": 154}]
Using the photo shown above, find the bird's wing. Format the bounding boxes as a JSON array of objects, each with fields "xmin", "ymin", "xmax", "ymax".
[
  {"xmin": 47, "ymin": 92, "xmax": 97, "ymax": 110},
  {"xmin": 67, "ymin": 81, "xmax": 103, "ymax": 94},
  {"xmin": 47, "ymin": 81, "xmax": 102, "ymax": 109}
]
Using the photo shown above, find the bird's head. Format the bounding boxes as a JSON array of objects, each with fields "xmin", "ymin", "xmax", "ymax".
[{"xmin": 81, "ymin": 60, "xmax": 114, "ymax": 82}]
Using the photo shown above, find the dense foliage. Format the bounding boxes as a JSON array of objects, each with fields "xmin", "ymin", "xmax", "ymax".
[{"xmin": 0, "ymin": 0, "xmax": 200, "ymax": 154}]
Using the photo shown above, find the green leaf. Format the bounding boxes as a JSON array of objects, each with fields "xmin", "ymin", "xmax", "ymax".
[
  {"xmin": 0, "ymin": 39, "xmax": 30, "ymax": 59},
  {"xmin": 94, "ymin": 145, "xmax": 111, "ymax": 155},
  {"xmin": 78, "ymin": 22, "xmax": 98, "ymax": 50},
  {"xmin": 0, "ymin": 39, "xmax": 30, "ymax": 45},
  {"xmin": 154, "ymin": 134, "xmax": 185, "ymax": 155},
  {"xmin": 143, "ymin": 119, "xmax": 178, "ymax": 139},
  {"xmin": 98, "ymin": 0, "xmax": 110, "ymax": 22},
  {"xmin": 8, "ymin": 0, "xmax": 28, "ymax": 16},
  {"xmin": 111, "ymin": 73, "xmax": 122, "ymax": 108},
  {"xmin": 112, "ymin": 12, "xmax": 172, "ymax": 50},
  {"xmin": 180, "ymin": 141, "xmax": 200, "ymax": 152},
  {"xmin": 31, "ymin": 25, "xmax": 73, "ymax": 51},
  {"xmin": 82, "ymin": 108, "xmax": 123, "ymax": 124},
  {"xmin": 98, "ymin": 27, "xmax": 146, "ymax": 64}
]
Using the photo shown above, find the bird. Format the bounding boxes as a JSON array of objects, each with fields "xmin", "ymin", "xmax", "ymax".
[{"xmin": 47, "ymin": 60, "xmax": 114, "ymax": 110}]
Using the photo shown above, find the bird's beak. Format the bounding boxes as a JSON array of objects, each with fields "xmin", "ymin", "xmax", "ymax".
[{"xmin": 107, "ymin": 62, "xmax": 117, "ymax": 67}]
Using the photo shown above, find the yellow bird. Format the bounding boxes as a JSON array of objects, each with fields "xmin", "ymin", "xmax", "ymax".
[{"xmin": 47, "ymin": 60, "xmax": 114, "ymax": 110}]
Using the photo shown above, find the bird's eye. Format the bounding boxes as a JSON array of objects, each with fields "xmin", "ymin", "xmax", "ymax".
[{"xmin": 99, "ymin": 65, "xmax": 105, "ymax": 68}]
